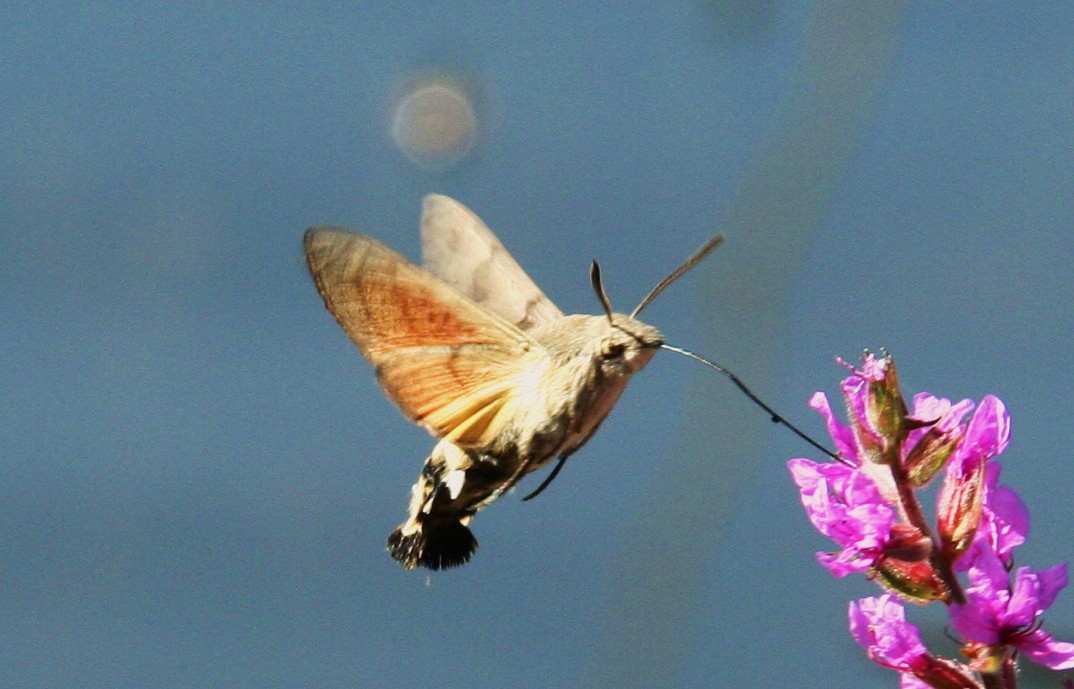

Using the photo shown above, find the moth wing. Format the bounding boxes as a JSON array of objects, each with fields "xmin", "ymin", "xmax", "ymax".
[
  {"xmin": 420, "ymin": 194, "xmax": 564, "ymax": 332},
  {"xmin": 305, "ymin": 226, "xmax": 541, "ymax": 447}
]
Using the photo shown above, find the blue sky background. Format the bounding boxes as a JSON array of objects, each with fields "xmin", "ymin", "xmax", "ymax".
[{"xmin": 3, "ymin": 3, "xmax": 1073, "ymax": 688}]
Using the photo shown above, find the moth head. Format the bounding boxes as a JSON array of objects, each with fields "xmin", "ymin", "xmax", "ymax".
[
  {"xmin": 600, "ymin": 312, "xmax": 663, "ymax": 375},
  {"xmin": 585, "ymin": 233, "xmax": 724, "ymax": 375},
  {"xmin": 585, "ymin": 260, "xmax": 663, "ymax": 375}
]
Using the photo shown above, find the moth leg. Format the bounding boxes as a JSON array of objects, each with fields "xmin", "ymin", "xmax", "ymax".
[
  {"xmin": 520, "ymin": 454, "xmax": 568, "ymax": 501},
  {"xmin": 480, "ymin": 453, "xmax": 536, "ymax": 507}
]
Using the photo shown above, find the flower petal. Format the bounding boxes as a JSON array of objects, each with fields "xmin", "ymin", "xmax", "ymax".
[
  {"xmin": 791, "ymin": 458, "xmax": 896, "ymax": 579},
  {"xmin": 810, "ymin": 391, "xmax": 858, "ymax": 462},
  {"xmin": 1017, "ymin": 628, "xmax": 1074, "ymax": 671},
  {"xmin": 956, "ymin": 395, "xmax": 1011, "ymax": 465},
  {"xmin": 849, "ymin": 594, "xmax": 928, "ymax": 669},
  {"xmin": 1032, "ymin": 562, "xmax": 1068, "ymax": 614},
  {"xmin": 981, "ymin": 462, "xmax": 1029, "ymax": 561},
  {"xmin": 1004, "ymin": 564, "xmax": 1067, "ymax": 627},
  {"xmin": 949, "ymin": 600, "xmax": 1001, "ymax": 645}
]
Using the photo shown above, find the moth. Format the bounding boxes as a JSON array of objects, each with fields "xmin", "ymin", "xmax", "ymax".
[{"xmin": 304, "ymin": 195, "xmax": 721, "ymax": 570}]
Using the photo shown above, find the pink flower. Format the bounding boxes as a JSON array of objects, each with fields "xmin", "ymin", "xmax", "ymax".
[
  {"xmin": 852, "ymin": 595, "xmax": 982, "ymax": 689},
  {"xmin": 951, "ymin": 541, "xmax": 1074, "ymax": 670},
  {"xmin": 849, "ymin": 594, "xmax": 929, "ymax": 670},
  {"xmin": 978, "ymin": 462, "xmax": 1029, "ymax": 564},
  {"xmin": 953, "ymin": 395, "xmax": 1010, "ymax": 465},
  {"xmin": 952, "ymin": 462, "xmax": 1029, "ymax": 572},
  {"xmin": 788, "ymin": 458, "xmax": 894, "ymax": 577},
  {"xmin": 794, "ymin": 354, "xmax": 1072, "ymax": 686},
  {"xmin": 838, "ymin": 353, "xmax": 906, "ymax": 463},
  {"xmin": 938, "ymin": 397, "xmax": 1016, "ymax": 562},
  {"xmin": 905, "ymin": 393, "xmax": 974, "ymax": 438},
  {"xmin": 902, "ymin": 393, "xmax": 974, "ymax": 485}
]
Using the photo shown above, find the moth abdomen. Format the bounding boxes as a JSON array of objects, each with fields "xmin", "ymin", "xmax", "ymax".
[{"xmin": 387, "ymin": 518, "xmax": 477, "ymax": 570}]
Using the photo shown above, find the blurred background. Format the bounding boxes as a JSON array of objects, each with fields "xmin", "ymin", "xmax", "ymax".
[{"xmin": 3, "ymin": 3, "xmax": 1073, "ymax": 688}]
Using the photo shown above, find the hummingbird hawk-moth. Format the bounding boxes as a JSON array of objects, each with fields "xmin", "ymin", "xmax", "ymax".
[{"xmin": 304, "ymin": 195, "xmax": 721, "ymax": 570}]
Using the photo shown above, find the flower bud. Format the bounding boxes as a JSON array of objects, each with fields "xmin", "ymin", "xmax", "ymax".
[
  {"xmin": 842, "ymin": 353, "xmax": 908, "ymax": 465},
  {"xmin": 903, "ymin": 395, "xmax": 973, "ymax": 487},
  {"xmin": 912, "ymin": 656, "xmax": 983, "ymax": 689},
  {"xmin": 905, "ymin": 427, "xmax": 963, "ymax": 486},
  {"xmin": 873, "ymin": 553, "xmax": 948, "ymax": 603},
  {"xmin": 883, "ymin": 524, "xmax": 933, "ymax": 562},
  {"xmin": 937, "ymin": 455, "xmax": 986, "ymax": 561},
  {"xmin": 865, "ymin": 355, "xmax": 907, "ymax": 446}
]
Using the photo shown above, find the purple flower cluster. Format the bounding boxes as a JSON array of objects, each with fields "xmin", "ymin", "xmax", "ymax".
[{"xmin": 789, "ymin": 353, "xmax": 1073, "ymax": 688}]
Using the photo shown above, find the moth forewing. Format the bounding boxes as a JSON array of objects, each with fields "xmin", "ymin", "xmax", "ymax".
[{"xmin": 304, "ymin": 226, "xmax": 542, "ymax": 443}]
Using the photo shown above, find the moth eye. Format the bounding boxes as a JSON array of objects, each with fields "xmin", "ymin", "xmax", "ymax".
[{"xmin": 604, "ymin": 343, "xmax": 627, "ymax": 360}]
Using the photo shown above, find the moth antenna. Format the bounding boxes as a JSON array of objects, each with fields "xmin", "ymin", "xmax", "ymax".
[
  {"xmin": 660, "ymin": 343, "xmax": 848, "ymax": 465},
  {"xmin": 631, "ymin": 234, "xmax": 725, "ymax": 318},
  {"xmin": 590, "ymin": 260, "xmax": 615, "ymax": 323}
]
